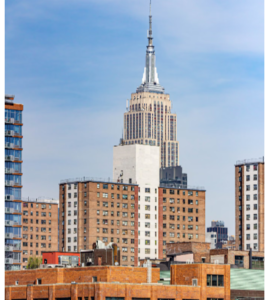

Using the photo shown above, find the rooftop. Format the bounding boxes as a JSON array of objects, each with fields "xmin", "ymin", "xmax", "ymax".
[
  {"xmin": 159, "ymin": 269, "xmax": 264, "ymax": 290},
  {"xmin": 60, "ymin": 177, "xmax": 138, "ymax": 186},
  {"xmin": 235, "ymin": 157, "xmax": 264, "ymax": 166}
]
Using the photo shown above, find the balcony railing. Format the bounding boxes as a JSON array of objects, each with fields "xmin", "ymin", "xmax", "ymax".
[
  {"xmin": 5, "ymin": 155, "xmax": 14, "ymax": 161},
  {"xmin": 14, "ymin": 157, "xmax": 21, "ymax": 162},
  {"xmin": 5, "ymin": 142, "xmax": 14, "ymax": 149},
  {"xmin": 5, "ymin": 168, "xmax": 14, "ymax": 174},
  {"xmin": 5, "ymin": 245, "xmax": 13, "ymax": 251},
  {"xmin": 5, "ymin": 233, "xmax": 14, "ymax": 239},
  {"xmin": 5, "ymin": 195, "xmax": 15, "ymax": 201},
  {"xmin": 5, "ymin": 258, "xmax": 13, "ymax": 264},
  {"xmin": 5, "ymin": 181, "xmax": 14, "ymax": 187},
  {"xmin": 13, "ymin": 234, "xmax": 21, "ymax": 238},
  {"xmin": 5, "ymin": 220, "xmax": 14, "ymax": 226},
  {"xmin": 5, "ymin": 207, "xmax": 14, "ymax": 214},
  {"xmin": 5, "ymin": 118, "xmax": 14, "ymax": 124},
  {"xmin": 5, "ymin": 130, "xmax": 14, "ymax": 136},
  {"xmin": 13, "ymin": 258, "xmax": 21, "ymax": 263}
]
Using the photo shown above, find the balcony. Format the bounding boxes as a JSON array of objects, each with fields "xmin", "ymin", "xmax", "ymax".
[
  {"xmin": 5, "ymin": 258, "xmax": 13, "ymax": 264},
  {"xmin": 5, "ymin": 142, "xmax": 14, "ymax": 149},
  {"xmin": 5, "ymin": 118, "xmax": 14, "ymax": 124},
  {"xmin": 5, "ymin": 207, "xmax": 14, "ymax": 214},
  {"xmin": 5, "ymin": 130, "xmax": 14, "ymax": 137},
  {"xmin": 5, "ymin": 168, "xmax": 14, "ymax": 174},
  {"xmin": 5, "ymin": 155, "xmax": 15, "ymax": 162},
  {"xmin": 5, "ymin": 245, "xmax": 13, "ymax": 251},
  {"xmin": 14, "ymin": 157, "xmax": 21, "ymax": 162},
  {"xmin": 5, "ymin": 195, "xmax": 15, "ymax": 201},
  {"xmin": 5, "ymin": 220, "xmax": 14, "ymax": 226},
  {"xmin": 13, "ymin": 258, "xmax": 21, "ymax": 263},
  {"xmin": 5, "ymin": 181, "xmax": 14, "ymax": 187},
  {"xmin": 5, "ymin": 233, "xmax": 14, "ymax": 239}
]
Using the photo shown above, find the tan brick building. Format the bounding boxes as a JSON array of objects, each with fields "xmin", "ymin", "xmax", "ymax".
[
  {"xmin": 158, "ymin": 187, "xmax": 206, "ymax": 258},
  {"xmin": 59, "ymin": 180, "xmax": 139, "ymax": 266},
  {"xmin": 235, "ymin": 158, "xmax": 264, "ymax": 252},
  {"xmin": 59, "ymin": 180, "xmax": 206, "ymax": 265},
  {"xmin": 21, "ymin": 199, "xmax": 58, "ymax": 269}
]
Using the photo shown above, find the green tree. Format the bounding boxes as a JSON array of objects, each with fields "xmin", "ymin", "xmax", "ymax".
[{"xmin": 26, "ymin": 256, "xmax": 42, "ymax": 269}]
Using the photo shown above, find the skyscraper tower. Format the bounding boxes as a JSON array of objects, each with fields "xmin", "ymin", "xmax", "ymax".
[{"xmin": 123, "ymin": 1, "xmax": 179, "ymax": 168}]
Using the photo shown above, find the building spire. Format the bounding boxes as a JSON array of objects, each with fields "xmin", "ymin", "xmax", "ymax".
[
  {"xmin": 149, "ymin": 0, "xmax": 152, "ymax": 45},
  {"xmin": 136, "ymin": 0, "xmax": 165, "ymax": 94}
]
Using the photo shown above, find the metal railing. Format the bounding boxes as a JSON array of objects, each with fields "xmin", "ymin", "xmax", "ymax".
[
  {"xmin": 160, "ymin": 184, "xmax": 205, "ymax": 191},
  {"xmin": 60, "ymin": 176, "xmax": 137, "ymax": 185},
  {"xmin": 235, "ymin": 157, "xmax": 264, "ymax": 165}
]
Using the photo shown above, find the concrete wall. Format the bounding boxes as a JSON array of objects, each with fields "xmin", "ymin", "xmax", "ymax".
[{"xmin": 113, "ymin": 144, "xmax": 160, "ymax": 260}]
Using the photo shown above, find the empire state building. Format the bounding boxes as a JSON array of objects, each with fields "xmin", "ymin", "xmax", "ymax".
[{"xmin": 123, "ymin": 2, "xmax": 179, "ymax": 168}]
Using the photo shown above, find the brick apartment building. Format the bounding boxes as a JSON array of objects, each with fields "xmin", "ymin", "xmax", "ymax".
[
  {"xmin": 59, "ymin": 180, "xmax": 139, "ymax": 266},
  {"xmin": 21, "ymin": 199, "xmax": 59, "ymax": 269},
  {"xmin": 5, "ymin": 264, "xmax": 231, "ymax": 300},
  {"xmin": 59, "ymin": 179, "xmax": 205, "ymax": 265},
  {"xmin": 235, "ymin": 157, "xmax": 264, "ymax": 252},
  {"xmin": 159, "ymin": 187, "xmax": 205, "ymax": 259}
]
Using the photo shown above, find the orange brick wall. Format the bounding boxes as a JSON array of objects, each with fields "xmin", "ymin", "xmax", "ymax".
[
  {"xmin": 171, "ymin": 264, "xmax": 230, "ymax": 300},
  {"xmin": 5, "ymin": 266, "xmax": 159, "ymax": 287}
]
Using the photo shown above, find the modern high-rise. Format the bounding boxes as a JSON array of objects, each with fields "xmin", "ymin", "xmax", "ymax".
[
  {"xmin": 207, "ymin": 221, "xmax": 228, "ymax": 249},
  {"xmin": 123, "ymin": 2, "xmax": 179, "ymax": 168},
  {"xmin": 5, "ymin": 95, "xmax": 23, "ymax": 270},
  {"xmin": 235, "ymin": 157, "xmax": 264, "ymax": 251}
]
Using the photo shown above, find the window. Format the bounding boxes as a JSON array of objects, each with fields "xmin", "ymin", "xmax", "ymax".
[
  {"xmin": 254, "ymin": 204, "xmax": 258, "ymax": 210},
  {"xmin": 207, "ymin": 274, "xmax": 224, "ymax": 287},
  {"xmin": 246, "ymin": 205, "xmax": 250, "ymax": 211},
  {"xmin": 145, "ymin": 214, "xmax": 150, "ymax": 219},
  {"xmin": 103, "ymin": 184, "xmax": 108, "ymax": 189},
  {"xmin": 253, "ymin": 164, "xmax": 258, "ymax": 170},
  {"xmin": 254, "ymin": 223, "xmax": 258, "ymax": 230},
  {"xmin": 170, "ymin": 189, "xmax": 175, "ymax": 195},
  {"xmin": 246, "ymin": 175, "xmax": 250, "ymax": 181},
  {"xmin": 246, "ymin": 234, "xmax": 250, "ymax": 240},
  {"xmin": 254, "ymin": 184, "xmax": 257, "ymax": 191},
  {"xmin": 246, "ymin": 224, "xmax": 250, "ymax": 230},
  {"xmin": 122, "ymin": 194, "xmax": 128, "ymax": 200},
  {"xmin": 254, "ymin": 214, "xmax": 257, "ymax": 220},
  {"xmin": 246, "ymin": 185, "xmax": 250, "ymax": 191},
  {"xmin": 145, "ymin": 188, "xmax": 150, "ymax": 193},
  {"xmin": 254, "ymin": 233, "xmax": 258, "ymax": 240},
  {"xmin": 254, "ymin": 174, "xmax": 257, "ymax": 180},
  {"xmin": 254, "ymin": 194, "xmax": 258, "ymax": 200}
]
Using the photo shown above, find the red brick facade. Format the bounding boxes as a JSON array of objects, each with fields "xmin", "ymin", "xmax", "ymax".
[
  {"xmin": 5, "ymin": 264, "xmax": 231, "ymax": 300},
  {"xmin": 158, "ymin": 188, "xmax": 206, "ymax": 259}
]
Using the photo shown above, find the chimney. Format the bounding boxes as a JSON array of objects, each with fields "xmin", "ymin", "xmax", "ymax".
[{"xmin": 249, "ymin": 248, "xmax": 252, "ymax": 269}]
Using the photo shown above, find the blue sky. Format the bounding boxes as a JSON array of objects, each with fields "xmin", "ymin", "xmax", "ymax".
[{"xmin": 5, "ymin": 0, "xmax": 264, "ymax": 234}]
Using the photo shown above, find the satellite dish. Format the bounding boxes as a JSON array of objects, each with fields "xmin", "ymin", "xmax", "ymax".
[{"xmin": 115, "ymin": 262, "xmax": 119, "ymax": 266}]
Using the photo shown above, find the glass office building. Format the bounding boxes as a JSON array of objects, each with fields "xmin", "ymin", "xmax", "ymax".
[{"xmin": 5, "ymin": 95, "xmax": 23, "ymax": 270}]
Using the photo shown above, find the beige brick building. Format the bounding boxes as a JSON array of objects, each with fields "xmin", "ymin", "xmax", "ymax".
[
  {"xmin": 158, "ymin": 187, "xmax": 206, "ymax": 258},
  {"xmin": 59, "ymin": 180, "xmax": 139, "ymax": 266},
  {"xmin": 21, "ymin": 199, "xmax": 58, "ymax": 269},
  {"xmin": 59, "ymin": 179, "xmax": 206, "ymax": 265},
  {"xmin": 235, "ymin": 157, "xmax": 264, "ymax": 252}
]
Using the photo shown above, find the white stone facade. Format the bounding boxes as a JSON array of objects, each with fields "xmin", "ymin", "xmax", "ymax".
[
  {"xmin": 243, "ymin": 164, "xmax": 259, "ymax": 251},
  {"xmin": 113, "ymin": 144, "xmax": 160, "ymax": 260},
  {"xmin": 65, "ymin": 183, "xmax": 78, "ymax": 252}
]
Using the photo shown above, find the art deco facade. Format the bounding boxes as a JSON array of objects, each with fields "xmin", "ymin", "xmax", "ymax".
[
  {"xmin": 5, "ymin": 95, "xmax": 23, "ymax": 271},
  {"xmin": 123, "ymin": 4, "xmax": 179, "ymax": 168},
  {"xmin": 235, "ymin": 157, "xmax": 264, "ymax": 252}
]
